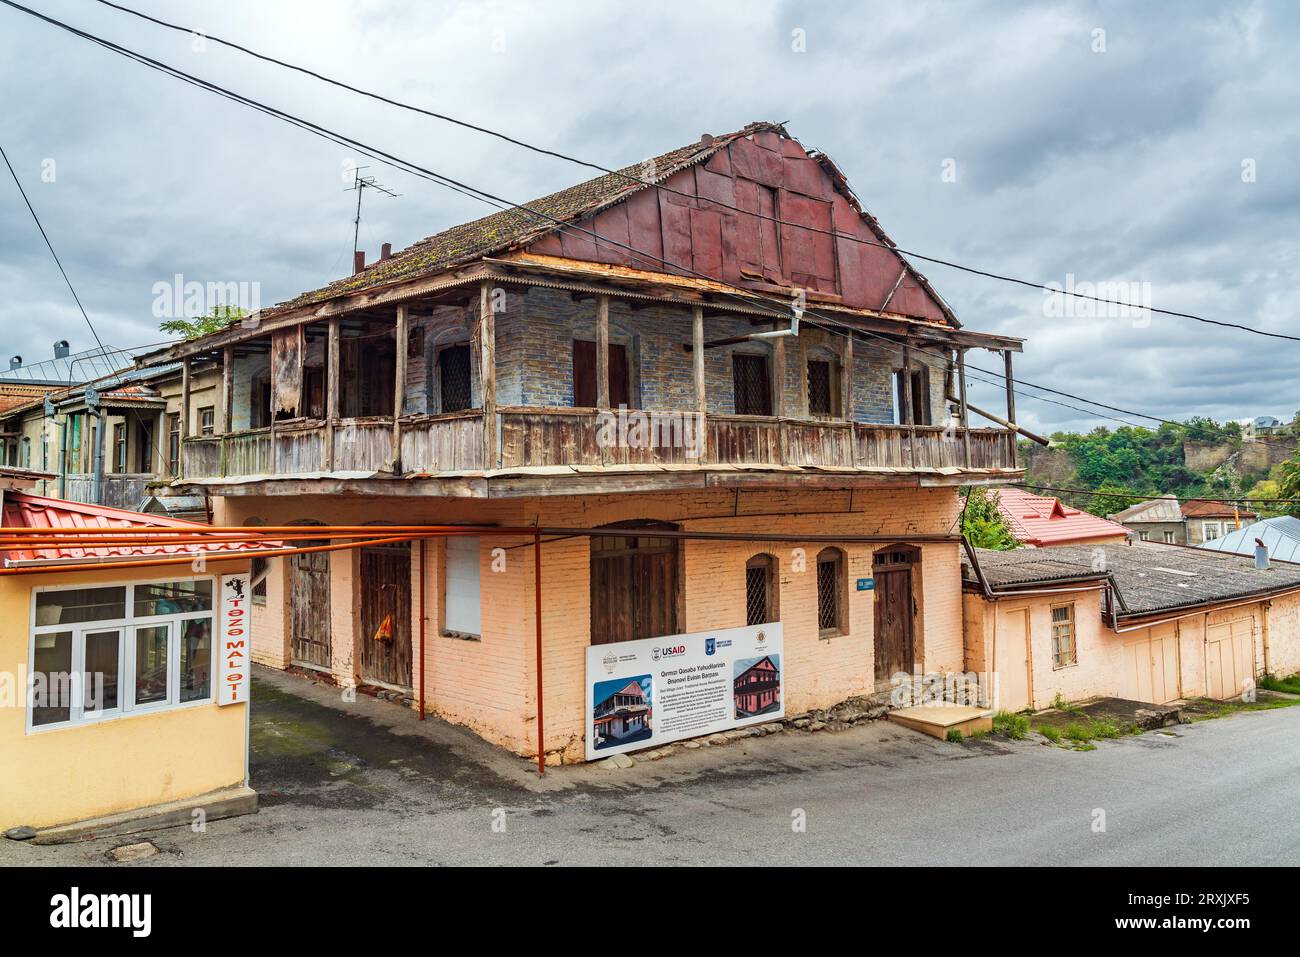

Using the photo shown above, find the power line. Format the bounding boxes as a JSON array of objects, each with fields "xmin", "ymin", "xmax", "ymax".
[
  {"xmin": 1, "ymin": 1, "xmax": 1251, "ymax": 436},
  {"xmin": 88, "ymin": 0, "xmax": 1300, "ymax": 344},
  {"xmin": 1016, "ymin": 483, "xmax": 1300, "ymax": 507}
]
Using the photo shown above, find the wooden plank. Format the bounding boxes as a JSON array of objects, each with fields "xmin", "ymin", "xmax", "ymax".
[
  {"xmin": 393, "ymin": 305, "xmax": 408, "ymax": 470},
  {"xmin": 479, "ymin": 280, "xmax": 497, "ymax": 469},
  {"xmin": 271, "ymin": 326, "xmax": 304, "ymax": 418},
  {"xmin": 596, "ymin": 294, "xmax": 610, "ymax": 409},
  {"xmin": 1003, "ymin": 349, "xmax": 1016, "ymax": 425},
  {"xmin": 222, "ymin": 345, "xmax": 234, "ymax": 433},
  {"xmin": 841, "ymin": 332, "xmax": 853, "ymax": 427},
  {"xmin": 325, "ymin": 317, "xmax": 339, "ymax": 471},
  {"xmin": 957, "ymin": 348, "xmax": 971, "ymax": 467},
  {"xmin": 179, "ymin": 358, "xmax": 191, "ymax": 478}
]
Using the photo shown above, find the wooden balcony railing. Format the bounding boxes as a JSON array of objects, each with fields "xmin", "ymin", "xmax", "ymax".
[
  {"xmin": 63, "ymin": 473, "xmax": 153, "ymax": 510},
  {"xmin": 180, "ymin": 407, "xmax": 1017, "ymax": 481}
]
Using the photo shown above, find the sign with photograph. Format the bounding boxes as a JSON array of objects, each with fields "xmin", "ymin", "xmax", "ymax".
[
  {"xmin": 217, "ymin": 573, "xmax": 251, "ymax": 706},
  {"xmin": 585, "ymin": 622, "xmax": 784, "ymax": 760}
]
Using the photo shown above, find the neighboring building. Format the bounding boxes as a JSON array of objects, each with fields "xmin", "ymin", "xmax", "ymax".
[
  {"xmin": 1244, "ymin": 415, "xmax": 1283, "ymax": 440},
  {"xmin": 962, "ymin": 541, "xmax": 1300, "ymax": 711},
  {"xmin": 1199, "ymin": 515, "xmax": 1300, "ymax": 564},
  {"xmin": 0, "ymin": 360, "xmax": 219, "ymax": 514},
  {"xmin": 989, "ymin": 487, "xmax": 1128, "ymax": 548},
  {"xmin": 1109, "ymin": 494, "xmax": 1186, "ymax": 543},
  {"xmin": 0, "ymin": 343, "xmax": 136, "ymax": 414},
  {"xmin": 1181, "ymin": 499, "xmax": 1257, "ymax": 545},
  {"xmin": 0, "ymin": 470, "xmax": 257, "ymax": 832},
  {"xmin": 132, "ymin": 121, "xmax": 1026, "ymax": 763}
]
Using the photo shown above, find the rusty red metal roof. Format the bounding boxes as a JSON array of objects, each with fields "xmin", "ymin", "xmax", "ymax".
[
  {"xmin": 991, "ymin": 488, "xmax": 1130, "ymax": 548},
  {"xmin": 1, "ymin": 492, "xmax": 264, "ymax": 564},
  {"xmin": 1180, "ymin": 499, "xmax": 1258, "ymax": 520}
]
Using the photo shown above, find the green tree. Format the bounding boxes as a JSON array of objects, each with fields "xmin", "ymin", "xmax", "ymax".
[
  {"xmin": 160, "ymin": 304, "xmax": 246, "ymax": 339},
  {"xmin": 961, "ymin": 486, "xmax": 1018, "ymax": 550},
  {"xmin": 1086, "ymin": 484, "xmax": 1143, "ymax": 516}
]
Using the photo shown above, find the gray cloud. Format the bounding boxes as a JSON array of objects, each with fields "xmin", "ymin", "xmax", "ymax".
[{"xmin": 0, "ymin": 0, "xmax": 1296, "ymax": 433}]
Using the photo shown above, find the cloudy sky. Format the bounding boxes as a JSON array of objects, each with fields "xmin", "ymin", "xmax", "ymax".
[{"xmin": 1, "ymin": 0, "xmax": 1296, "ymax": 433}]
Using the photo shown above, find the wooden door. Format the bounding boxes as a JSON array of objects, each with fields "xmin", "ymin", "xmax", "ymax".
[
  {"xmin": 997, "ymin": 608, "xmax": 1032, "ymax": 712},
  {"xmin": 290, "ymin": 547, "xmax": 332, "ymax": 669},
  {"xmin": 590, "ymin": 532, "xmax": 678, "ymax": 646},
  {"xmin": 360, "ymin": 544, "xmax": 412, "ymax": 688},
  {"xmin": 573, "ymin": 340, "xmax": 629, "ymax": 408},
  {"xmin": 1206, "ymin": 617, "xmax": 1256, "ymax": 700},
  {"xmin": 873, "ymin": 561, "xmax": 915, "ymax": 681}
]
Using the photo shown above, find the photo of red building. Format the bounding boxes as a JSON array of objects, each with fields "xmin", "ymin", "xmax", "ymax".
[
  {"xmin": 592, "ymin": 676, "xmax": 653, "ymax": 750},
  {"xmin": 733, "ymin": 655, "xmax": 781, "ymax": 718}
]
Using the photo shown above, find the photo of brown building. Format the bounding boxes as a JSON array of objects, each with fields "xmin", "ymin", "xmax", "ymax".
[{"xmin": 733, "ymin": 654, "xmax": 781, "ymax": 718}]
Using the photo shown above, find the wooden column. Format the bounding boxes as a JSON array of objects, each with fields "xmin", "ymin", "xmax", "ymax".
[
  {"xmin": 900, "ymin": 342, "xmax": 914, "ymax": 467},
  {"xmin": 1003, "ymin": 349, "xmax": 1016, "ymax": 425},
  {"xmin": 957, "ymin": 347, "xmax": 972, "ymax": 467},
  {"xmin": 479, "ymin": 281, "xmax": 497, "ymax": 469},
  {"xmin": 179, "ymin": 357, "xmax": 191, "ymax": 478},
  {"xmin": 222, "ymin": 345, "xmax": 234, "ymax": 433},
  {"xmin": 840, "ymin": 332, "xmax": 853, "ymax": 421},
  {"xmin": 772, "ymin": 336, "xmax": 786, "ymax": 418},
  {"xmin": 325, "ymin": 317, "xmax": 340, "ymax": 471},
  {"xmin": 595, "ymin": 295, "xmax": 610, "ymax": 409},
  {"xmin": 393, "ymin": 305, "xmax": 408, "ymax": 471},
  {"xmin": 692, "ymin": 305, "xmax": 706, "ymax": 462}
]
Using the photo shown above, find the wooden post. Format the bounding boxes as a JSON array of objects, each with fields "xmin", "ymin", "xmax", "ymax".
[
  {"xmin": 393, "ymin": 305, "xmax": 408, "ymax": 471},
  {"xmin": 179, "ymin": 357, "xmax": 191, "ymax": 478},
  {"xmin": 325, "ymin": 318, "xmax": 340, "ymax": 472},
  {"xmin": 957, "ymin": 347, "xmax": 972, "ymax": 467},
  {"xmin": 1003, "ymin": 349, "xmax": 1016, "ymax": 425},
  {"xmin": 841, "ymin": 332, "xmax": 853, "ymax": 422},
  {"xmin": 479, "ymin": 280, "xmax": 497, "ymax": 469},
  {"xmin": 222, "ymin": 346, "xmax": 234, "ymax": 433},
  {"xmin": 900, "ymin": 342, "xmax": 915, "ymax": 467},
  {"xmin": 596, "ymin": 295, "xmax": 610, "ymax": 409},
  {"xmin": 692, "ymin": 305, "xmax": 706, "ymax": 463},
  {"xmin": 772, "ymin": 336, "xmax": 786, "ymax": 418}
]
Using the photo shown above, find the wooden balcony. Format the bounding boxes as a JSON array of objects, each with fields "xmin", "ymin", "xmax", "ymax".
[
  {"xmin": 181, "ymin": 406, "xmax": 1017, "ymax": 483},
  {"xmin": 62, "ymin": 473, "xmax": 153, "ymax": 510}
]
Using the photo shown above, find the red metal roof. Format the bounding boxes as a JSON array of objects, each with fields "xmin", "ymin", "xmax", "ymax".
[
  {"xmin": 1, "ymin": 492, "xmax": 264, "ymax": 564},
  {"xmin": 990, "ymin": 488, "xmax": 1130, "ymax": 547},
  {"xmin": 1180, "ymin": 499, "xmax": 1257, "ymax": 520}
]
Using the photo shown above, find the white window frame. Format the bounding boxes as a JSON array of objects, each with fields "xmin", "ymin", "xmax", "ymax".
[
  {"xmin": 1202, "ymin": 521, "xmax": 1221, "ymax": 540},
  {"xmin": 27, "ymin": 575, "xmax": 217, "ymax": 734},
  {"xmin": 443, "ymin": 536, "xmax": 482, "ymax": 638},
  {"xmin": 1163, "ymin": 530, "xmax": 1176, "ymax": 544}
]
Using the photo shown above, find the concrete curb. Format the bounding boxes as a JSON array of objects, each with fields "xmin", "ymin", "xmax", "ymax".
[{"xmin": 26, "ymin": 785, "xmax": 257, "ymax": 846}]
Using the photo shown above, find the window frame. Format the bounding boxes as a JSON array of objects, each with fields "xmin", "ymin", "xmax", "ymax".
[
  {"xmin": 167, "ymin": 411, "xmax": 181, "ymax": 477},
  {"xmin": 1202, "ymin": 521, "xmax": 1221, "ymax": 540},
  {"xmin": 731, "ymin": 351, "xmax": 773, "ymax": 416},
  {"xmin": 1163, "ymin": 530, "xmax": 1176, "ymax": 544},
  {"xmin": 1050, "ymin": 602, "xmax": 1077, "ymax": 670},
  {"xmin": 805, "ymin": 357, "xmax": 839, "ymax": 419},
  {"xmin": 199, "ymin": 406, "xmax": 216, "ymax": 436},
  {"xmin": 744, "ymin": 553, "xmax": 780, "ymax": 627},
  {"xmin": 26, "ymin": 575, "xmax": 218, "ymax": 734},
  {"xmin": 815, "ymin": 546, "xmax": 847, "ymax": 637}
]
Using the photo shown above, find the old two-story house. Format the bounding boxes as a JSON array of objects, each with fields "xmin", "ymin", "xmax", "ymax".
[
  {"xmin": 1109, "ymin": 495, "xmax": 1257, "ymax": 545},
  {"xmin": 0, "ymin": 357, "xmax": 219, "ymax": 519},
  {"xmin": 135, "ymin": 121, "xmax": 1025, "ymax": 763}
]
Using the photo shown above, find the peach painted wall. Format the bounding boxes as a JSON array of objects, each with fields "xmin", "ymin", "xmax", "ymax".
[{"xmin": 216, "ymin": 485, "xmax": 964, "ymax": 758}]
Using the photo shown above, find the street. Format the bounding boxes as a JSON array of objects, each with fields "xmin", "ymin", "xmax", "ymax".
[{"xmin": 3, "ymin": 665, "xmax": 1297, "ymax": 867}]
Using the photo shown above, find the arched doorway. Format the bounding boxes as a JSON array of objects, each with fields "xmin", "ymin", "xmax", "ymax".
[
  {"xmin": 288, "ymin": 520, "xmax": 331, "ymax": 671},
  {"xmin": 359, "ymin": 525, "xmax": 412, "ymax": 690},
  {"xmin": 873, "ymin": 544, "xmax": 920, "ymax": 682}
]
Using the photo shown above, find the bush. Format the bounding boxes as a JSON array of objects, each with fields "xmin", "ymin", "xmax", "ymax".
[
  {"xmin": 1039, "ymin": 725, "xmax": 1062, "ymax": 743},
  {"xmin": 992, "ymin": 710, "xmax": 1030, "ymax": 740}
]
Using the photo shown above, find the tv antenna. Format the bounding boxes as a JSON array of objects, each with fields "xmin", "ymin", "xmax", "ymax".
[{"xmin": 346, "ymin": 166, "xmax": 399, "ymax": 258}]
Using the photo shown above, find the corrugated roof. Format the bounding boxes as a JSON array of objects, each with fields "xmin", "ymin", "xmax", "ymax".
[
  {"xmin": 1109, "ymin": 495, "xmax": 1182, "ymax": 524},
  {"xmin": 971, "ymin": 541, "xmax": 1300, "ymax": 617},
  {"xmin": 1198, "ymin": 515, "xmax": 1300, "ymax": 564},
  {"xmin": 1181, "ymin": 499, "xmax": 1258, "ymax": 520},
  {"xmin": 991, "ymin": 487, "xmax": 1129, "ymax": 546},
  {"xmin": 1, "ymin": 492, "xmax": 264, "ymax": 564}
]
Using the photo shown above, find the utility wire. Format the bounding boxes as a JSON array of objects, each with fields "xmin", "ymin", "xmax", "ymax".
[
  {"xmin": 1, "ymin": 1, "xmax": 1251, "ymax": 435},
  {"xmin": 89, "ymin": 0, "xmax": 1300, "ymax": 344},
  {"xmin": 1016, "ymin": 482, "xmax": 1300, "ymax": 508}
]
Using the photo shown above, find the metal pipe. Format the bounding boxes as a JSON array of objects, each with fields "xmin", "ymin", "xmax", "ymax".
[
  {"xmin": 534, "ymin": 530, "xmax": 544, "ymax": 775},
  {"xmin": 419, "ymin": 538, "xmax": 427, "ymax": 720}
]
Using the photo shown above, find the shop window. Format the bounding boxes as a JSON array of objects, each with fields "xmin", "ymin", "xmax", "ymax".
[
  {"xmin": 443, "ymin": 536, "xmax": 481, "ymax": 637},
  {"xmin": 816, "ymin": 547, "xmax": 846, "ymax": 636},
  {"xmin": 732, "ymin": 353, "xmax": 772, "ymax": 416},
  {"xmin": 745, "ymin": 554, "xmax": 778, "ymax": 626},
  {"xmin": 1051, "ymin": 603, "xmax": 1077, "ymax": 669},
  {"xmin": 439, "ymin": 345, "xmax": 473, "ymax": 413},
  {"xmin": 28, "ymin": 578, "xmax": 216, "ymax": 731},
  {"xmin": 590, "ymin": 521, "xmax": 680, "ymax": 645}
]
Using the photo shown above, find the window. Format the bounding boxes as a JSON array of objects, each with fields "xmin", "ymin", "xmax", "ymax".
[
  {"xmin": 816, "ymin": 547, "xmax": 846, "ymax": 636},
  {"xmin": 1051, "ymin": 603, "xmax": 1076, "ymax": 669},
  {"xmin": 444, "ymin": 536, "xmax": 481, "ymax": 637},
  {"xmin": 250, "ymin": 556, "xmax": 269, "ymax": 605},
  {"xmin": 1202, "ymin": 521, "xmax": 1221, "ymax": 540},
  {"xmin": 113, "ymin": 422, "xmax": 127, "ymax": 473},
  {"xmin": 806, "ymin": 359, "xmax": 838, "ymax": 417},
  {"xmin": 1138, "ymin": 530, "xmax": 1149, "ymax": 541},
  {"xmin": 199, "ymin": 406, "xmax": 215, "ymax": 436},
  {"xmin": 167, "ymin": 412, "xmax": 180, "ymax": 477},
  {"xmin": 590, "ymin": 521, "xmax": 680, "ymax": 645},
  {"xmin": 732, "ymin": 353, "xmax": 772, "ymax": 416},
  {"xmin": 28, "ymin": 578, "xmax": 215, "ymax": 730},
  {"xmin": 1163, "ymin": 531, "xmax": 1176, "ymax": 544},
  {"xmin": 19, "ymin": 436, "xmax": 30, "ymax": 468},
  {"xmin": 439, "ymin": 345, "xmax": 473, "ymax": 413},
  {"xmin": 892, "ymin": 367, "xmax": 932, "ymax": 425},
  {"xmin": 745, "ymin": 554, "xmax": 779, "ymax": 626},
  {"xmin": 572, "ymin": 340, "xmax": 630, "ymax": 409}
]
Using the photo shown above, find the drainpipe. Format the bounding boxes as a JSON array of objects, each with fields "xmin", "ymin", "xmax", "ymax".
[
  {"xmin": 534, "ymin": 530, "xmax": 545, "ymax": 775},
  {"xmin": 1261, "ymin": 599, "xmax": 1273, "ymax": 677},
  {"xmin": 419, "ymin": 538, "xmax": 427, "ymax": 720},
  {"xmin": 691, "ymin": 306, "xmax": 802, "ymax": 350}
]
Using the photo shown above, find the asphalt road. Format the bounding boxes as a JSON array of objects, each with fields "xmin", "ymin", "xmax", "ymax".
[{"xmin": 4, "ymin": 666, "xmax": 1298, "ymax": 866}]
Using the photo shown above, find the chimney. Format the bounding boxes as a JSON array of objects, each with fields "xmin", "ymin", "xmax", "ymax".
[
  {"xmin": 8, "ymin": 356, "xmax": 21, "ymax": 371},
  {"xmin": 353, "ymin": 250, "xmax": 366, "ymax": 275},
  {"xmin": 52, "ymin": 339, "xmax": 70, "ymax": 359},
  {"xmin": 1255, "ymin": 538, "xmax": 1270, "ymax": 571},
  {"xmin": 699, "ymin": 133, "xmax": 715, "ymax": 147},
  {"xmin": 380, "ymin": 242, "xmax": 392, "ymax": 261}
]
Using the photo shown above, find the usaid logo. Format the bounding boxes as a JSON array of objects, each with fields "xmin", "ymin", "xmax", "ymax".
[
  {"xmin": 654, "ymin": 645, "xmax": 686, "ymax": 661},
  {"xmin": 705, "ymin": 638, "xmax": 716, "ymax": 656}
]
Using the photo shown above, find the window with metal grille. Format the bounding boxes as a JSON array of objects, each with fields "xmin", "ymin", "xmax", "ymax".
[
  {"xmin": 167, "ymin": 412, "xmax": 180, "ymax": 477},
  {"xmin": 807, "ymin": 359, "xmax": 834, "ymax": 417},
  {"xmin": 816, "ymin": 548, "xmax": 844, "ymax": 634},
  {"xmin": 1051, "ymin": 603, "xmax": 1076, "ymax": 669},
  {"xmin": 439, "ymin": 345, "xmax": 472, "ymax": 412},
  {"xmin": 732, "ymin": 353, "xmax": 772, "ymax": 416},
  {"xmin": 745, "ymin": 554, "xmax": 777, "ymax": 626}
]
